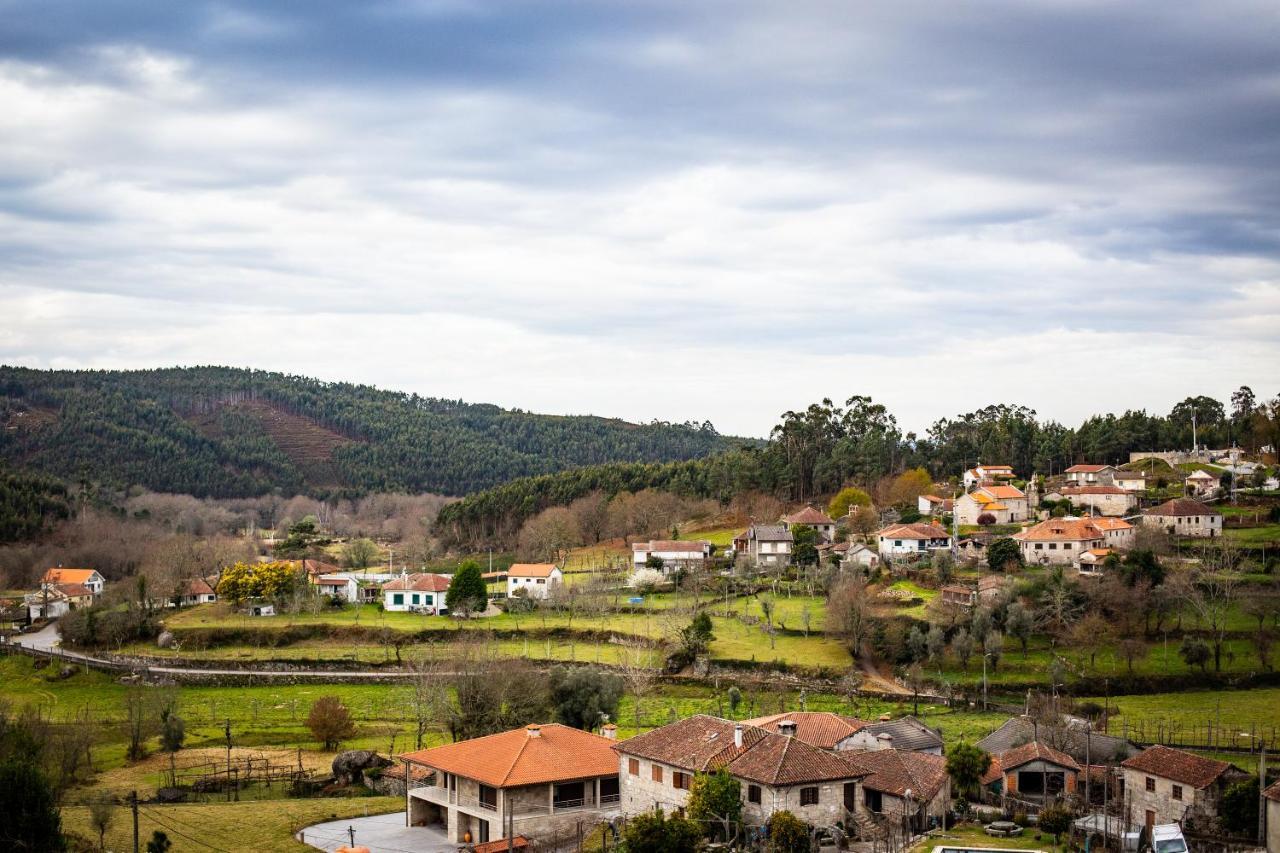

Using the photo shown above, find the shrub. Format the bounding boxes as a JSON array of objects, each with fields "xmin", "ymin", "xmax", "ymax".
[{"xmin": 306, "ymin": 696, "xmax": 357, "ymax": 751}]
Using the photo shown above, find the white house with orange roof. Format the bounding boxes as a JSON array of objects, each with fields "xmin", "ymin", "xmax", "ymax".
[
  {"xmin": 507, "ymin": 564, "xmax": 563, "ymax": 599},
  {"xmin": 1088, "ymin": 516, "xmax": 1135, "ymax": 549},
  {"xmin": 1013, "ymin": 518, "xmax": 1106, "ymax": 566},
  {"xmin": 41, "ymin": 567, "xmax": 105, "ymax": 597},
  {"xmin": 876, "ymin": 523, "xmax": 953, "ymax": 557},
  {"xmin": 954, "ymin": 485, "xmax": 1029, "ymax": 525},
  {"xmin": 963, "ymin": 464, "xmax": 1015, "ymax": 491},
  {"xmin": 382, "ymin": 572, "xmax": 452, "ymax": 613}
]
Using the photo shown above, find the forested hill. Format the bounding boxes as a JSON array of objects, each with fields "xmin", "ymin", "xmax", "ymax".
[{"xmin": 0, "ymin": 366, "xmax": 731, "ymax": 498}]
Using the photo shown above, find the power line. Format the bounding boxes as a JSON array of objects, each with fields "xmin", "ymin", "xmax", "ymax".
[{"xmin": 137, "ymin": 807, "xmax": 228, "ymax": 853}]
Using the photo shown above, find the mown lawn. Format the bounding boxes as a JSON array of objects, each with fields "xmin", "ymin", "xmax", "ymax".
[
  {"xmin": 1223, "ymin": 523, "xmax": 1280, "ymax": 544},
  {"xmin": 61, "ymin": 796, "xmax": 402, "ymax": 852},
  {"xmin": 1080, "ymin": 686, "xmax": 1280, "ymax": 734},
  {"xmin": 914, "ymin": 821, "xmax": 1053, "ymax": 852}
]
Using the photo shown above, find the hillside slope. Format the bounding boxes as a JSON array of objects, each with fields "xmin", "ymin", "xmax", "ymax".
[{"xmin": 0, "ymin": 366, "xmax": 730, "ymax": 498}]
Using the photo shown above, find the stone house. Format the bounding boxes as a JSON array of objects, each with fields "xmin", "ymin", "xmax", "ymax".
[
  {"xmin": 1060, "ymin": 486, "xmax": 1136, "ymax": 517},
  {"xmin": 402, "ymin": 724, "xmax": 620, "ymax": 846},
  {"xmin": 1120, "ymin": 745, "xmax": 1248, "ymax": 832},
  {"xmin": 940, "ymin": 584, "xmax": 977, "ymax": 607},
  {"xmin": 1142, "ymin": 499, "xmax": 1223, "ymax": 538},
  {"xmin": 849, "ymin": 749, "xmax": 951, "ymax": 831},
  {"xmin": 1013, "ymin": 518, "xmax": 1106, "ymax": 566},
  {"xmin": 782, "ymin": 506, "xmax": 838, "ymax": 544},
  {"xmin": 1184, "ymin": 469, "xmax": 1221, "ymax": 497},
  {"xmin": 954, "ymin": 485, "xmax": 1029, "ymax": 525},
  {"xmin": 1065, "ymin": 464, "xmax": 1117, "ymax": 485},
  {"xmin": 876, "ymin": 523, "xmax": 953, "ymax": 558},
  {"xmin": 615, "ymin": 715, "xmax": 869, "ymax": 829},
  {"xmin": 507, "ymin": 564, "xmax": 563, "ymax": 599},
  {"xmin": 981, "ymin": 741, "xmax": 1080, "ymax": 804},
  {"xmin": 1264, "ymin": 780, "xmax": 1280, "ymax": 853},
  {"xmin": 382, "ymin": 572, "xmax": 452, "ymax": 613},
  {"xmin": 977, "ymin": 574, "xmax": 1010, "ymax": 604},
  {"xmin": 745, "ymin": 524, "xmax": 793, "ymax": 568},
  {"xmin": 631, "ymin": 540, "xmax": 712, "ymax": 575}
]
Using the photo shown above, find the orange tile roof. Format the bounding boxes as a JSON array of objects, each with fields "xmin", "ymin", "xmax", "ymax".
[
  {"xmin": 472, "ymin": 837, "xmax": 529, "ymax": 853},
  {"xmin": 1122, "ymin": 745, "xmax": 1236, "ymax": 789},
  {"xmin": 1013, "ymin": 519, "xmax": 1104, "ymax": 542},
  {"xmin": 1088, "ymin": 517, "xmax": 1132, "ymax": 531},
  {"xmin": 41, "ymin": 568, "xmax": 99, "ymax": 585},
  {"xmin": 878, "ymin": 523, "xmax": 952, "ymax": 540},
  {"xmin": 1062, "ymin": 485, "xmax": 1128, "ymax": 495},
  {"xmin": 382, "ymin": 573, "xmax": 451, "ymax": 592},
  {"xmin": 782, "ymin": 506, "xmax": 836, "ymax": 526},
  {"xmin": 983, "ymin": 502, "xmax": 1009, "ymax": 511},
  {"xmin": 983, "ymin": 485, "xmax": 1026, "ymax": 500},
  {"xmin": 740, "ymin": 712, "xmax": 869, "ymax": 750},
  {"xmin": 400, "ymin": 724, "xmax": 617, "ymax": 787},
  {"xmin": 56, "ymin": 583, "xmax": 94, "ymax": 598},
  {"xmin": 998, "ymin": 740, "xmax": 1080, "ymax": 772},
  {"xmin": 507, "ymin": 563, "xmax": 559, "ymax": 578}
]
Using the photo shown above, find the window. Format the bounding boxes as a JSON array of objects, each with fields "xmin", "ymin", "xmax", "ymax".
[
  {"xmin": 1049, "ymin": 543, "xmax": 1058, "ymax": 550},
  {"xmin": 1171, "ymin": 784, "xmax": 1182, "ymax": 800},
  {"xmin": 800, "ymin": 787, "xmax": 819, "ymax": 806},
  {"xmin": 894, "ymin": 540, "xmax": 903, "ymax": 547},
  {"xmin": 479, "ymin": 784, "xmax": 497, "ymax": 810},
  {"xmin": 425, "ymin": 594, "xmax": 433, "ymax": 605},
  {"xmin": 1063, "ymin": 543, "xmax": 1072, "ymax": 549},
  {"xmin": 747, "ymin": 785, "xmax": 761, "ymax": 804},
  {"xmin": 652, "ymin": 765, "xmax": 663, "ymax": 783},
  {"xmin": 393, "ymin": 593, "xmax": 404, "ymax": 605},
  {"xmin": 537, "ymin": 578, "xmax": 546, "ymax": 584},
  {"xmin": 673, "ymin": 772, "xmax": 691, "ymax": 790},
  {"xmin": 628, "ymin": 758, "xmax": 639, "ymax": 776},
  {"xmin": 1145, "ymin": 777, "xmax": 1156, "ymax": 792},
  {"xmin": 1034, "ymin": 543, "xmax": 1043, "ymax": 550},
  {"xmin": 412, "ymin": 594, "xmax": 420, "ymax": 605}
]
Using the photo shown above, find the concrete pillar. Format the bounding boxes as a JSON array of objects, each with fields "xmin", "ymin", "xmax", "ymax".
[{"xmin": 549, "ymin": 783, "xmax": 555, "ymax": 815}]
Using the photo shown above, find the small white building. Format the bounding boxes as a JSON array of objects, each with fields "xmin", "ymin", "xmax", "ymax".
[
  {"xmin": 1089, "ymin": 516, "xmax": 1135, "ymax": 550},
  {"xmin": 876, "ymin": 523, "xmax": 953, "ymax": 557},
  {"xmin": 176, "ymin": 579, "xmax": 218, "ymax": 607},
  {"xmin": 507, "ymin": 564, "xmax": 563, "ymax": 599},
  {"xmin": 840, "ymin": 542, "xmax": 880, "ymax": 569},
  {"xmin": 1064, "ymin": 464, "xmax": 1117, "ymax": 485},
  {"xmin": 382, "ymin": 572, "xmax": 452, "ymax": 613},
  {"xmin": 1112, "ymin": 471, "xmax": 1148, "ymax": 492},
  {"xmin": 1184, "ymin": 469, "xmax": 1221, "ymax": 497},
  {"xmin": 963, "ymin": 464, "xmax": 1016, "ymax": 491},
  {"xmin": 631, "ymin": 540, "xmax": 711, "ymax": 575}
]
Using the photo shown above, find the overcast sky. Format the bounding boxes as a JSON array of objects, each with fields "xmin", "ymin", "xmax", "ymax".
[{"xmin": 1, "ymin": 1, "xmax": 1277, "ymax": 437}]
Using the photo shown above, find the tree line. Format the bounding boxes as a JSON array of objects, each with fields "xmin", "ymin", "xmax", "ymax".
[
  {"xmin": 438, "ymin": 390, "xmax": 1280, "ymax": 549},
  {"xmin": 0, "ymin": 365, "xmax": 731, "ymax": 499}
]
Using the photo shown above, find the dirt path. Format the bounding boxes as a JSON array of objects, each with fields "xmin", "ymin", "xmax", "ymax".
[{"xmin": 857, "ymin": 655, "xmax": 910, "ymax": 695}]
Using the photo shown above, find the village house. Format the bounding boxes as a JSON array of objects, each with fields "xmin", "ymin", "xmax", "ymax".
[
  {"xmin": 940, "ymin": 584, "xmax": 977, "ymax": 607},
  {"xmin": 24, "ymin": 586, "xmax": 76, "ymax": 620},
  {"xmin": 1142, "ymin": 498, "xmax": 1223, "ymax": 538},
  {"xmin": 1064, "ymin": 464, "xmax": 1117, "ymax": 485},
  {"xmin": 175, "ymin": 578, "xmax": 217, "ymax": 607},
  {"xmin": 402, "ymin": 724, "xmax": 620, "ymax": 847},
  {"xmin": 980, "ymin": 741, "xmax": 1080, "ymax": 804},
  {"xmin": 1120, "ymin": 745, "xmax": 1248, "ymax": 832},
  {"xmin": 846, "ymin": 748, "xmax": 951, "ymax": 831},
  {"xmin": 382, "ymin": 572, "xmax": 452, "ymax": 613},
  {"xmin": 1184, "ymin": 469, "xmax": 1221, "ymax": 497},
  {"xmin": 1075, "ymin": 548, "xmax": 1114, "ymax": 575},
  {"xmin": 1112, "ymin": 471, "xmax": 1148, "ymax": 492},
  {"xmin": 616, "ymin": 715, "xmax": 871, "ymax": 829},
  {"xmin": 313, "ymin": 571, "xmax": 400, "ymax": 604},
  {"xmin": 1013, "ymin": 518, "xmax": 1107, "ymax": 566},
  {"xmin": 1060, "ymin": 485, "xmax": 1137, "ymax": 517},
  {"xmin": 964, "ymin": 464, "xmax": 1016, "ymax": 491},
  {"xmin": 631, "ymin": 540, "xmax": 712, "ymax": 575},
  {"xmin": 40, "ymin": 567, "xmax": 105, "ymax": 597},
  {"xmin": 917, "ymin": 495, "xmax": 954, "ymax": 517},
  {"xmin": 744, "ymin": 524, "xmax": 793, "ymax": 569},
  {"xmin": 954, "ymin": 485, "xmax": 1029, "ymax": 525},
  {"xmin": 782, "ymin": 506, "xmax": 838, "ymax": 543},
  {"xmin": 978, "ymin": 574, "xmax": 1010, "ymax": 604},
  {"xmin": 840, "ymin": 542, "xmax": 880, "ymax": 570},
  {"xmin": 976, "ymin": 717, "xmax": 1139, "ymax": 769},
  {"xmin": 1088, "ymin": 516, "xmax": 1135, "ymax": 549},
  {"xmin": 843, "ymin": 717, "xmax": 945, "ymax": 755},
  {"xmin": 876, "ymin": 523, "xmax": 953, "ymax": 558},
  {"xmin": 507, "ymin": 564, "xmax": 563, "ymax": 599}
]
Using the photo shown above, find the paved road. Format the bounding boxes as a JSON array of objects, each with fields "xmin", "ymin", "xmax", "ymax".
[{"xmin": 298, "ymin": 811, "xmax": 458, "ymax": 853}]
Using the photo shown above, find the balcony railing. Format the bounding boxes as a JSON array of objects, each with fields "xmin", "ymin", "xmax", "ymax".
[{"xmin": 410, "ymin": 785, "xmax": 621, "ymax": 817}]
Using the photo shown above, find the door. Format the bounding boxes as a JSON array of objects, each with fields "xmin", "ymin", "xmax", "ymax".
[
  {"xmin": 844, "ymin": 782, "xmax": 857, "ymax": 813},
  {"xmin": 1145, "ymin": 810, "xmax": 1155, "ymax": 832},
  {"xmin": 478, "ymin": 819, "xmax": 490, "ymax": 843}
]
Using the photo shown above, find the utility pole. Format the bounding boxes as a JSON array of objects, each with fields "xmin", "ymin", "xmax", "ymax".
[
  {"xmin": 130, "ymin": 790, "xmax": 140, "ymax": 853},
  {"xmin": 1259, "ymin": 748, "xmax": 1268, "ymax": 846}
]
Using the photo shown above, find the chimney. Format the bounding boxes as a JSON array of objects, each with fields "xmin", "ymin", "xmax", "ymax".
[
  {"xmin": 877, "ymin": 733, "xmax": 894, "ymax": 745},
  {"xmin": 526, "ymin": 725, "xmax": 541, "ymax": 738},
  {"xmin": 601, "ymin": 724, "xmax": 617, "ymax": 740},
  {"xmin": 778, "ymin": 720, "xmax": 797, "ymax": 738},
  {"xmin": 733, "ymin": 724, "xmax": 743, "ymax": 748}
]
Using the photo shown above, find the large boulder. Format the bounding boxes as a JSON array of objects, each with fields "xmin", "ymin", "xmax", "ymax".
[
  {"xmin": 157, "ymin": 630, "xmax": 175, "ymax": 649},
  {"xmin": 331, "ymin": 750, "xmax": 391, "ymax": 786}
]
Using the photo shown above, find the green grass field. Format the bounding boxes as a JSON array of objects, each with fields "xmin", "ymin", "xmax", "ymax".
[
  {"xmin": 1082, "ymin": 686, "xmax": 1280, "ymax": 734},
  {"xmin": 1222, "ymin": 523, "xmax": 1280, "ymax": 544}
]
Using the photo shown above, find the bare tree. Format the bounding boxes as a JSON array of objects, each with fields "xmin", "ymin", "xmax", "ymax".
[
  {"xmin": 409, "ymin": 656, "xmax": 450, "ymax": 749},
  {"xmin": 827, "ymin": 577, "xmax": 872, "ymax": 658},
  {"xmin": 1169, "ymin": 545, "xmax": 1243, "ymax": 672}
]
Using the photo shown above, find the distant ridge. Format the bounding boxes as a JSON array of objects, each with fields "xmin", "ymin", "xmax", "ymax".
[{"xmin": 0, "ymin": 366, "xmax": 730, "ymax": 498}]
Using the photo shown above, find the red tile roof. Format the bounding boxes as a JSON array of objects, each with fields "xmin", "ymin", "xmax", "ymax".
[
  {"xmin": 185, "ymin": 578, "xmax": 215, "ymax": 596},
  {"xmin": 1013, "ymin": 519, "xmax": 1104, "ymax": 542},
  {"xmin": 982, "ymin": 485, "xmax": 1026, "ymax": 500},
  {"xmin": 725, "ymin": 733, "xmax": 864, "ymax": 786},
  {"xmin": 1145, "ymin": 498, "xmax": 1221, "ymax": 518},
  {"xmin": 56, "ymin": 583, "xmax": 94, "ymax": 598},
  {"xmin": 472, "ymin": 838, "xmax": 529, "ymax": 853},
  {"xmin": 1264, "ymin": 779, "xmax": 1280, "ymax": 802},
  {"xmin": 1121, "ymin": 745, "xmax": 1235, "ymax": 789},
  {"xmin": 616, "ymin": 715, "xmax": 761, "ymax": 772},
  {"xmin": 382, "ymin": 573, "xmax": 451, "ymax": 592},
  {"xmin": 638, "ymin": 540, "xmax": 711, "ymax": 553},
  {"xmin": 852, "ymin": 750, "xmax": 949, "ymax": 800},
  {"xmin": 997, "ymin": 741, "xmax": 1080, "ymax": 772},
  {"xmin": 878, "ymin": 523, "xmax": 951, "ymax": 540},
  {"xmin": 981, "ymin": 755, "xmax": 1003, "ymax": 786},
  {"xmin": 1066, "ymin": 464, "xmax": 1113, "ymax": 473},
  {"xmin": 783, "ymin": 507, "xmax": 836, "ymax": 526},
  {"xmin": 508, "ymin": 563, "xmax": 559, "ymax": 578},
  {"xmin": 1062, "ymin": 486, "xmax": 1128, "ymax": 496},
  {"xmin": 401, "ymin": 724, "xmax": 618, "ymax": 787},
  {"xmin": 740, "ymin": 712, "xmax": 869, "ymax": 750}
]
